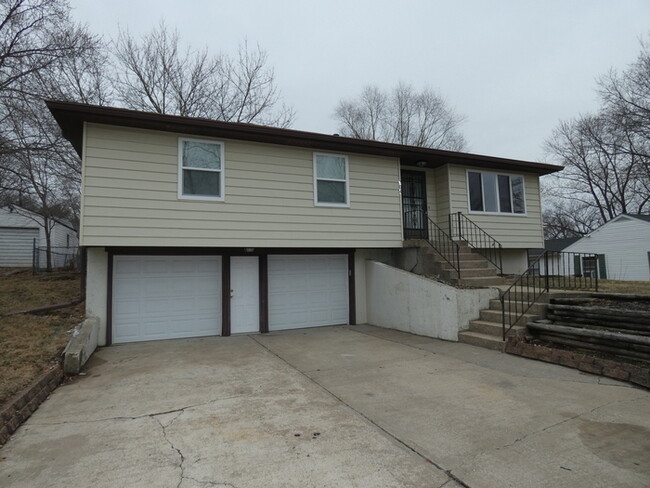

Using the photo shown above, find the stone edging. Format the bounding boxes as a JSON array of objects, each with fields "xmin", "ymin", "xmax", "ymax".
[
  {"xmin": 0, "ymin": 365, "xmax": 63, "ymax": 446},
  {"xmin": 505, "ymin": 338, "xmax": 650, "ymax": 389}
]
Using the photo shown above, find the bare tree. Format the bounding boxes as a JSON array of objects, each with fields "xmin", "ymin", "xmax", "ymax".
[
  {"xmin": 0, "ymin": 1, "xmax": 109, "ymax": 268},
  {"xmin": 544, "ymin": 38, "xmax": 650, "ymax": 233},
  {"xmin": 113, "ymin": 23, "xmax": 294, "ymax": 126},
  {"xmin": 334, "ymin": 82, "xmax": 466, "ymax": 150},
  {"xmin": 0, "ymin": 0, "xmax": 91, "ymax": 158}
]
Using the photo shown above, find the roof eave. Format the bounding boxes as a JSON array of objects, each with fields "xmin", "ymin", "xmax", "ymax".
[{"xmin": 46, "ymin": 100, "xmax": 564, "ymax": 176}]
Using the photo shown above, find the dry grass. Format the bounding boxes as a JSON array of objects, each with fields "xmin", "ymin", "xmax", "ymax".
[
  {"xmin": 596, "ymin": 280, "xmax": 650, "ymax": 295},
  {"xmin": 0, "ymin": 269, "xmax": 83, "ymax": 406}
]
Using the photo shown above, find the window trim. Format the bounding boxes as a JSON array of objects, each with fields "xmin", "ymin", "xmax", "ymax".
[
  {"xmin": 178, "ymin": 137, "xmax": 225, "ymax": 201},
  {"xmin": 465, "ymin": 169, "xmax": 527, "ymax": 216},
  {"xmin": 313, "ymin": 152, "xmax": 350, "ymax": 208}
]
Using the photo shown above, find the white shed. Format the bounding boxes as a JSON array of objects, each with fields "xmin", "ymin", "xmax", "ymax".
[
  {"xmin": 563, "ymin": 214, "xmax": 650, "ymax": 281},
  {"xmin": 0, "ymin": 206, "xmax": 79, "ymax": 268}
]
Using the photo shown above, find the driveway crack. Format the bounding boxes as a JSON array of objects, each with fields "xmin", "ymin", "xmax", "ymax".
[
  {"xmin": 29, "ymin": 394, "xmax": 247, "ymax": 427},
  {"xmin": 249, "ymin": 335, "xmax": 472, "ymax": 488},
  {"xmin": 451, "ymin": 395, "xmax": 649, "ymax": 476},
  {"xmin": 153, "ymin": 413, "xmax": 186, "ymax": 488}
]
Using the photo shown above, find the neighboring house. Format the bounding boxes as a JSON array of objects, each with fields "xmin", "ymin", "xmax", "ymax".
[
  {"xmin": 528, "ymin": 237, "xmax": 582, "ymax": 275},
  {"xmin": 562, "ymin": 214, "xmax": 650, "ymax": 281},
  {"xmin": 47, "ymin": 100, "xmax": 561, "ymax": 346},
  {"xmin": 0, "ymin": 205, "xmax": 79, "ymax": 268}
]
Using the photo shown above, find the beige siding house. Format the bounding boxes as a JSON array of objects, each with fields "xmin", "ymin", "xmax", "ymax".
[{"xmin": 48, "ymin": 100, "xmax": 561, "ymax": 346}]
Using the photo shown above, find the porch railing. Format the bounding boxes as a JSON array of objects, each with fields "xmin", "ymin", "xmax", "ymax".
[
  {"xmin": 449, "ymin": 212, "xmax": 503, "ymax": 273},
  {"xmin": 500, "ymin": 251, "xmax": 600, "ymax": 340},
  {"xmin": 425, "ymin": 216, "xmax": 461, "ymax": 280}
]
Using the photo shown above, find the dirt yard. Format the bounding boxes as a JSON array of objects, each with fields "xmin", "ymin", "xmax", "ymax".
[{"xmin": 0, "ymin": 269, "xmax": 83, "ymax": 407}]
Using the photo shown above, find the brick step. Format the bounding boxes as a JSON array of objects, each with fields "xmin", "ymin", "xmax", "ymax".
[
  {"xmin": 457, "ymin": 331, "xmax": 504, "ymax": 351},
  {"xmin": 479, "ymin": 309, "xmax": 539, "ymax": 325},
  {"xmin": 467, "ymin": 319, "xmax": 526, "ymax": 337},
  {"xmin": 488, "ymin": 299, "xmax": 548, "ymax": 316}
]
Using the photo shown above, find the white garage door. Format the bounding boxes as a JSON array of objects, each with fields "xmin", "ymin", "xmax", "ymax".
[
  {"xmin": 0, "ymin": 228, "xmax": 39, "ymax": 267},
  {"xmin": 112, "ymin": 256, "xmax": 222, "ymax": 343},
  {"xmin": 268, "ymin": 255, "xmax": 348, "ymax": 331}
]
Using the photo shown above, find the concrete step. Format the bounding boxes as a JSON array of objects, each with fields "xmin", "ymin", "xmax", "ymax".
[
  {"xmin": 458, "ymin": 331, "xmax": 504, "ymax": 351},
  {"xmin": 488, "ymin": 299, "xmax": 548, "ymax": 316},
  {"xmin": 459, "ymin": 276, "xmax": 509, "ymax": 287},
  {"xmin": 459, "ymin": 267, "xmax": 499, "ymax": 278},
  {"xmin": 479, "ymin": 309, "xmax": 539, "ymax": 325},
  {"xmin": 441, "ymin": 259, "xmax": 490, "ymax": 270},
  {"xmin": 467, "ymin": 320, "xmax": 526, "ymax": 338}
]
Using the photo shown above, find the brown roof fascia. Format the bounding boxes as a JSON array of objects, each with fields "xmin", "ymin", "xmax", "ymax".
[{"xmin": 45, "ymin": 100, "xmax": 563, "ymax": 175}]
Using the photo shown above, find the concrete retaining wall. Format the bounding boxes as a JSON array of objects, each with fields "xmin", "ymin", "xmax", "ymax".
[
  {"xmin": 63, "ymin": 316, "xmax": 100, "ymax": 375},
  {"xmin": 365, "ymin": 261, "xmax": 498, "ymax": 341}
]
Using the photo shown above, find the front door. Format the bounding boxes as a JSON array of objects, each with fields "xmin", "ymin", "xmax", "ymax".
[
  {"xmin": 230, "ymin": 256, "xmax": 260, "ymax": 334},
  {"xmin": 401, "ymin": 170, "xmax": 428, "ymax": 239}
]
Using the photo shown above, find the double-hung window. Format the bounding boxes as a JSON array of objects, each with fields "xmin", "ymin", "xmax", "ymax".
[
  {"xmin": 467, "ymin": 170, "xmax": 525, "ymax": 214},
  {"xmin": 178, "ymin": 138, "xmax": 224, "ymax": 200},
  {"xmin": 314, "ymin": 153, "xmax": 349, "ymax": 207}
]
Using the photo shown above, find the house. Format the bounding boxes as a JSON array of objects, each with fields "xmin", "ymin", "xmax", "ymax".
[
  {"xmin": 562, "ymin": 214, "xmax": 650, "ymax": 281},
  {"xmin": 528, "ymin": 236, "xmax": 582, "ymax": 275},
  {"xmin": 0, "ymin": 205, "xmax": 79, "ymax": 268},
  {"xmin": 47, "ymin": 100, "xmax": 562, "ymax": 346}
]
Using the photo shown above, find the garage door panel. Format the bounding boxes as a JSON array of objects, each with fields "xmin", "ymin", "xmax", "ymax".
[
  {"xmin": 268, "ymin": 254, "xmax": 348, "ymax": 331},
  {"xmin": 113, "ymin": 256, "xmax": 222, "ymax": 343}
]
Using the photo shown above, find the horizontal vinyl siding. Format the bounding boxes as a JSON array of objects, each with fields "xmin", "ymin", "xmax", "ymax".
[
  {"xmin": 433, "ymin": 166, "xmax": 450, "ymax": 228},
  {"xmin": 0, "ymin": 228, "xmax": 39, "ymax": 267},
  {"xmin": 448, "ymin": 165, "xmax": 543, "ymax": 248},
  {"xmin": 81, "ymin": 124, "xmax": 403, "ymax": 248}
]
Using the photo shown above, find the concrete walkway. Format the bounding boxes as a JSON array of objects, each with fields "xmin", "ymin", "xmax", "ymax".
[{"xmin": 2, "ymin": 325, "xmax": 649, "ymax": 488}]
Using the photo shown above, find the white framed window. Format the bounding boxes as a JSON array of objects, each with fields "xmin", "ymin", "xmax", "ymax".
[
  {"xmin": 313, "ymin": 153, "xmax": 349, "ymax": 207},
  {"xmin": 467, "ymin": 170, "xmax": 526, "ymax": 215},
  {"xmin": 178, "ymin": 138, "xmax": 225, "ymax": 201}
]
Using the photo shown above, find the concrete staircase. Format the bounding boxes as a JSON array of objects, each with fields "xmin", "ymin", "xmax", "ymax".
[
  {"xmin": 458, "ymin": 294, "xmax": 550, "ymax": 351},
  {"xmin": 425, "ymin": 241, "xmax": 507, "ymax": 287}
]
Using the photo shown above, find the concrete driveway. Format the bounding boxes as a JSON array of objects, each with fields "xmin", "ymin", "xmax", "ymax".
[{"xmin": 2, "ymin": 325, "xmax": 649, "ymax": 488}]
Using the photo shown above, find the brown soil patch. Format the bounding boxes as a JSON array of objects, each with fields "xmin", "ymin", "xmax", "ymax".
[{"xmin": 0, "ymin": 269, "xmax": 83, "ymax": 407}]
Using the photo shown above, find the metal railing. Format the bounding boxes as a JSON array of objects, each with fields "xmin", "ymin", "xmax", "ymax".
[
  {"xmin": 500, "ymin": 251, "xmax": 600, "ymax": 340},
  {"xmin": 425, "ymin": 216, "xmax": 461, "ymax": 280},
  {"xmin": 449, "ymin": 212, "xmax": 503, "ymax": 273}
]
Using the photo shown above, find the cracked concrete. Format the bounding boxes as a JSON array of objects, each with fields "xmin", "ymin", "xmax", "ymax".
[{"xmin": 1, "ymin": 326, "xmax": 649, "ymax": 488}]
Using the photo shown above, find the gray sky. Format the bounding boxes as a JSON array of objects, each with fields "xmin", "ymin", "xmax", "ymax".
[{"xmin": 69, "ymin": 0, "xmax": 649, "ymax": 163}]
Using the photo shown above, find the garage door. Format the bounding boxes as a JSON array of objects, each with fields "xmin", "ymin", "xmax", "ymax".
[
  {"xmin": 268, "ymin": 255, "xmax": 348, "ymax": 331},
  {"xmin": 0, "ymin": 227, "xmax": 39, "ymax": 267},
  {"xmin": 112, "ymin": 256, "xmax": 222, "ymax": 343}
]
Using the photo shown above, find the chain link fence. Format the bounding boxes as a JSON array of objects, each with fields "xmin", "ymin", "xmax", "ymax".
[{"xmin": 32, "ymin": 243, "xmax": 80, "ymax": 272}]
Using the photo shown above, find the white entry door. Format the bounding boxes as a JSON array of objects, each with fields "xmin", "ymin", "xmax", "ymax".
[{"xmin": 230, "ymin": 256, "xmax": 260, "ymax": 334}]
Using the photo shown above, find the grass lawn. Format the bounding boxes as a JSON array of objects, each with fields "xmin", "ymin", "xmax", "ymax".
[
  {"xmin": 597, "ymin": 280, "xmax": 650, "ymax": 294},
  {"xmin": 0, "ymin": 269, "xmax": 83, "ymax": 407}
]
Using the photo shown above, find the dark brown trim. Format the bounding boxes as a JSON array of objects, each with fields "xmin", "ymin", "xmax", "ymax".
[
  {"xmin": 45, "ymin": 99, "xmax": 562, "ymax": 175},
  {"xmin": 105, "ymin": 246, "xmax": 355, "ymax": 256},
  {"xmin": 348, "ymin": 250, "xmax": 356, "ymax": 325},
  {"xmin": 222, "ymin": 255, "xmax": 231, "ymax": 336},
  {"xmin": 80, "ymin": 246, "xmax": 87, "ymax": 299},
  {"xmin": 259, "ymin": 255, "xmax": 269, "ymax": 333},
  {"xmin": 106, "ymin": 249, "xmax": 114, "ymax": 346}
]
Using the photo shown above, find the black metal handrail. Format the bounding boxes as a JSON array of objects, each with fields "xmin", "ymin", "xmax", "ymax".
[
  {"xmin": 425, "ymin": 216, "xmax": 461, "ymax": 280},
  {"xmin": 449, "ymin": 212, "xmax": 503, "ymax": 273},
  {"xmin": 500, "ymin": 251, "xmax": 600, "ymax": 340}
]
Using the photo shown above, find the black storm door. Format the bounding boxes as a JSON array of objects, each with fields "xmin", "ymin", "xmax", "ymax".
[{"xmin": 401, "ymin": 170, "xmax": 428, "ymax": 239}]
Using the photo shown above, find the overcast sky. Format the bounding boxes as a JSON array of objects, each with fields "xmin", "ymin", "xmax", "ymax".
[{"xmin": 69, "ymin": 1, "xmax": 649, "ymax": 163}]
